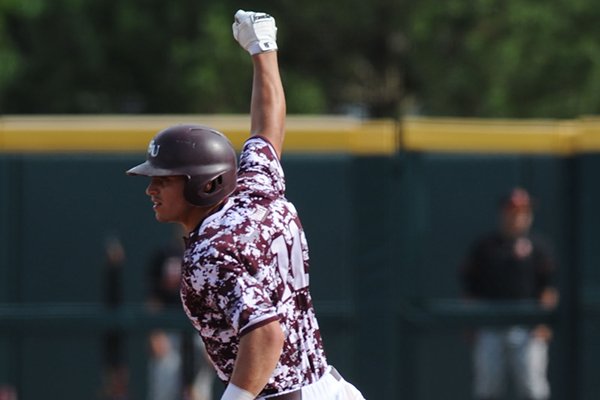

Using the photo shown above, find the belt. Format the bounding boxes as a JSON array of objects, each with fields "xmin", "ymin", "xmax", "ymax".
[{"xmin": 264, "ymin": 368, "xmax": 342, "ymax": 400}]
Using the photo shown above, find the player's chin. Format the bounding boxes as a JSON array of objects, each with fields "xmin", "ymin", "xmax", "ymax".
[{"xmin": 153, "ymin": 211, "xmax": 171, "ymax": 223}]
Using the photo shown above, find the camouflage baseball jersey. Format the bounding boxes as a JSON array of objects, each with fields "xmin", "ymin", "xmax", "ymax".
[{"xmin": 180, "ymin": 136, "xmax": 328, "ymax": 395}]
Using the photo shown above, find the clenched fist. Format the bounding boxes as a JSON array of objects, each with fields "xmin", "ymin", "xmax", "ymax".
[{"xmin": 232, "ymin": 10, "xmax": 278, "ymax": 55}]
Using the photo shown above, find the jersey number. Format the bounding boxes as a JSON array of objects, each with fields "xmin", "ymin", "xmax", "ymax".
[{"xmin": 271, "ymin": 220, "xmax": 309, "ymax": 302}]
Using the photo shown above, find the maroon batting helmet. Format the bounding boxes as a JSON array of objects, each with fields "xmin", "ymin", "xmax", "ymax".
[{"xmin": 126, "ymin": 124, "xmax": 237, "ymax": 207}]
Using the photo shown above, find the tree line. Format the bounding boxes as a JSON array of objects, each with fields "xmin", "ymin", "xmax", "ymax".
[{"xmin": 1, "ymin": 0, "xmax": 598, "ymax": 118}]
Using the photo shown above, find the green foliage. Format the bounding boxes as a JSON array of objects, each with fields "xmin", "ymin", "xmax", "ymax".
[
  {"xmin": 407, "ymin": 0, "xmax": 600, "ymax": 117},
  {"xmin": 0, "ymin": 0, "xmax": 599, "ymax": 117},
  {"xmin": 0, "ymin": 0, "xmax": 44, "ymax": 104}
]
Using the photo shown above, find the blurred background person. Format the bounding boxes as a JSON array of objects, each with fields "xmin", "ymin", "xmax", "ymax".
[
  {"xmin": 0, "ymin": 385, "xmax": 17, "ymax": 400},
  {"xmin": 146, "ymin": 234, "xmax": 214, "ymax": 400},
  {"xmin": 102, "ymin": 234, "xmax": 129, "ymax": 400},
  {"xmin": 460, "ymin": 187, "xmax": 559, "ymax": 400}
]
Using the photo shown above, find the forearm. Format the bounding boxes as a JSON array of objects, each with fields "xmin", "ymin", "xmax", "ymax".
[
  {"xmin": 229, "ymin": 321, "xmax": 284, "ymax": 396},
  {"xmin": 250, "ymin": 51, "xmax": 286, "ymax": 158}
]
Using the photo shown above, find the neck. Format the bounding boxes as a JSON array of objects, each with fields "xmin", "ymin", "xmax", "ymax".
[{"xmin": 182, "ymin": 200, "xmax": 226, "ymax": 234}]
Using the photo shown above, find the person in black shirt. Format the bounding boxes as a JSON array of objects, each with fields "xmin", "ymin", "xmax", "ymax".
[{"xmin": 461, "ymin": 188, "xmax": 559, "ymax": 400}]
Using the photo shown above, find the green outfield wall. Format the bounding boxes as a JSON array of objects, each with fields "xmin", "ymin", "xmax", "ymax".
[{"xmin": 1, "ymin": 115, "xmax": 599, "ymax": 399}]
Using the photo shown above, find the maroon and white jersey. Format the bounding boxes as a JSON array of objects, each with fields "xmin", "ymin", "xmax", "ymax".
[{"xmin": 180, "ymin": 136, "xmax": 328, "ymax": 395}]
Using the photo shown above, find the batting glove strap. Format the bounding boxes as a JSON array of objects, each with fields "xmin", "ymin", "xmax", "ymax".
[
  {"xmin": 233, "ymin": 9, "xmax": 278, "ymax": 55},
  {"xmin": 221, "ymin": 383, "xmax": 255, "ymax": 400}
]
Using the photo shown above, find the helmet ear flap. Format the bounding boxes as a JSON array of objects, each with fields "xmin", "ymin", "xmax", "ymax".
[
  {"xmin": 184, "ymin": 175, "xmax": 227, "ymax": 206},
  {"xmin": 205, "ymin": 175, "xmax": 223, "ymax": 194}
]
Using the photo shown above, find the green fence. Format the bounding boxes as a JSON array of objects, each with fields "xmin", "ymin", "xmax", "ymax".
[{"xmin": 1, "ymin": 116, "xmax": 600, "ymax": 399}]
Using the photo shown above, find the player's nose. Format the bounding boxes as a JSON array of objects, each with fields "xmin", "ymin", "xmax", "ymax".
[{"xmin": 146, "ymin": 179, "xmax": 159, "ymax": 196}]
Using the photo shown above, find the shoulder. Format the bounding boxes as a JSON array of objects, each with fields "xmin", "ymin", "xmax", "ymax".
[
  {"xmin": 240, "ymin": 136, "xmax": 280, "ymax": 166},
  {"xmin": 470, "ymin": 231, "xmax": 500, "ymax": 250},
  {"xmin": 529, "ymin": 233, "xmax": 555, "ymax": 257},
  {"xmin": 186, "ymin": 206, "xmax": 242, "ymax": 265},
  {"xmin": 237, "ymin": 136, "xmax": 286, "ymax": 197},
  {"xmin": 198, "ymin": 198, "xmax": 271, "ymax": 253},
  {"xmin": 529, "ymin": 232, "xmax": 550, "ymax": 247}
]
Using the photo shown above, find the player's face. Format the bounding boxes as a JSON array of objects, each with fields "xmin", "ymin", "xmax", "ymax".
[{"xmin": 145, "ymin": 176, "xmax": 194, "ymax": 225}]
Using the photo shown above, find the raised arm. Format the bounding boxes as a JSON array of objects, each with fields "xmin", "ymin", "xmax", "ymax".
[
  {"xmin": 250, "ymin": 52, "xmax": 285, "ymax": 158},
  {"xmin": 233, "ymin": 10, "xmax": 286, "ymax": 159}
]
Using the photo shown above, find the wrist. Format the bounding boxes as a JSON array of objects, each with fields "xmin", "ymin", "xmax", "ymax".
[
  {"xmin": 221, "ymin": 383, "xmax": 255, "ymax": 400},
  {"xmin": 247, "ymin": 41, "xmax": 278, "ymax": 55}
]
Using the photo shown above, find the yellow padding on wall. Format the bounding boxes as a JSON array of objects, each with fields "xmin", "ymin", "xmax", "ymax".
[
  {"xmin": 400, "ymin": 117, "xmax": 580, "ymax": 155},
  {"xmin": 2, "ymin": 114, "xmax": 600, "ymax": 154},
  {"xmin": 0, "ymin": 115, "xmax": 396, "ymax": 155}
]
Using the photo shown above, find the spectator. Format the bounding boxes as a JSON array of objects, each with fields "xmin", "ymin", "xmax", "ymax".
[
  {"xmin": 460, "ymin": 187, "xmax": 559, "ymax": 400},
  {"xmin": 0, "ymin": 385, "xmax": 17, "ymax": 400},
  {"xmin": 102, "ymin": 235, "xmax": 128, "ymax": 400}
]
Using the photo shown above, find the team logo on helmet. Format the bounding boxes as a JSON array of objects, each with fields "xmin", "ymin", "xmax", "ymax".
[{"xmin": 148, "ymin": 140, "xmax": 160, "ymax": 157}]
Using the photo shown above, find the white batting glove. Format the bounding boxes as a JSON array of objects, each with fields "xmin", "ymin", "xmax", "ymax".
[{"xmin": 232, "ymin": 9, "xmax": 278, "ymax": 55}]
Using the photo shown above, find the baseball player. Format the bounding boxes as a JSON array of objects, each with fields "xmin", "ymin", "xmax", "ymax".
[{"xmin": 127, "ymin": 10, "xmax": 366, "ymax": 400}]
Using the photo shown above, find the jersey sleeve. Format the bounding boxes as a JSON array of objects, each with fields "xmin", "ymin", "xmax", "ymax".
[{"xmin": 237, "ymin": 136, "xmax": 286, "ymax": 198}]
